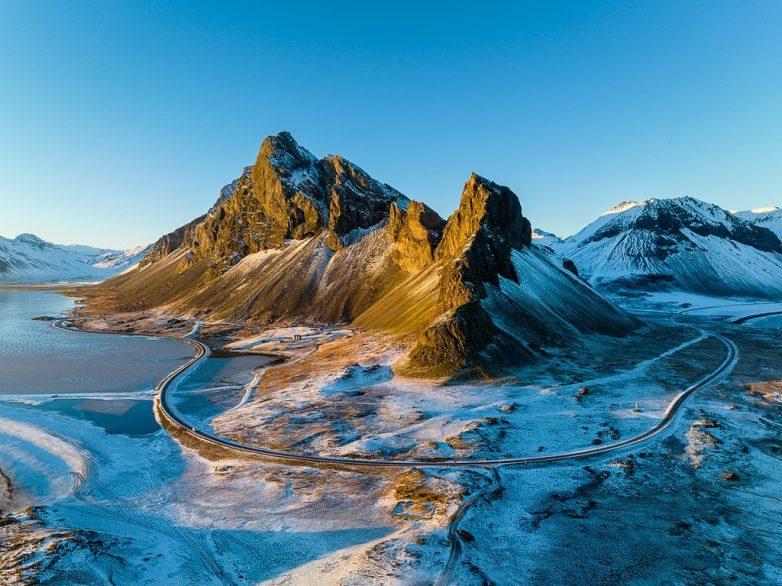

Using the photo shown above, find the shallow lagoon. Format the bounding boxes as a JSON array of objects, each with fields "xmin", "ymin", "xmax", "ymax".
[
  {"xmin": 0, "ymin": 290, "xmax": 384, "ymax": 583},
  {"xmin": 0, "ymin": 289, "xmax": 192, "ymax": 395}
]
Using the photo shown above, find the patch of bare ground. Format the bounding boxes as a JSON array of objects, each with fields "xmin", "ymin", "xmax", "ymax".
[
  {"xmin": 211, "ymin": 332, "xmax": 415, "ymax": 456},
  {"xmin": 389, "ymin": 469, "xmax": 463, "ymax": 512},
  {"xmin": 0, "ymin": 507, "xmax": 121, "ymax": 585},
  {"xmin": 646, "ymin": 335, "xmax": 724, "ymax": 388}
]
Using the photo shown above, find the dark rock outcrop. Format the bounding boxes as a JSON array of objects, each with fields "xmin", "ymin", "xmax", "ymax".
[
  {"xmin": 562, "ymin": 258, "xmax": 580, "ymax": 276},
  {"xmin": 434, "ymin": 174, "xmax": 531, "ymax": 310},
  {"xmin": 405, "ymin": 174, "xmax": 534, "ymax": 375}
]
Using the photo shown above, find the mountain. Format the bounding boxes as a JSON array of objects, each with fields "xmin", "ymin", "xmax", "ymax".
[
  {"xmin": 89, "ymin": 132, "xmax": 639, "ymax": 377},
  {"xmin": 734, "ymin": 206, "xmax": 782, "ymax": 238},
  {"xmin": 554, "ymin": 197, "xmax": 782, "ymax": 298},
  {"xmin": 531, "ymin": 228, "xmax": 560, "ymax": 247},
  {"xmin": 0, "ymin": 233, "xmax": 149, "ymax": 284}
]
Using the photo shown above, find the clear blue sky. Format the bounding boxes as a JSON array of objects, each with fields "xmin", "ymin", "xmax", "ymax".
[{"xmin": 1, "ymin": 1, "xmax": 781, "ymax": 248}]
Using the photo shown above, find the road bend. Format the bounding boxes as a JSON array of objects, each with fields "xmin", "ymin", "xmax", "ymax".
[{"xmin": 54, "ymin": 317, "xmax": 743, "ymax": 584}]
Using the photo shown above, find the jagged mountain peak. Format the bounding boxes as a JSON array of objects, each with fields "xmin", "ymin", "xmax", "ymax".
[
  {"xmin": 260, "ymin": 131, "xmax": 319, "ymax": 170},
  {"xmin": 436, "ymin": 173, "xmax": 531, "ymax": 263},
  {"xmin": 141, "ymin": 133, "xmax": 412, "ymax": 276},
  {"xmin": 388, "ymin": 200, "xmax": 446, "ymax": 273},
  {"xmin": 100, "ymin": 140, "xmax": 638, "ymax": 379}
]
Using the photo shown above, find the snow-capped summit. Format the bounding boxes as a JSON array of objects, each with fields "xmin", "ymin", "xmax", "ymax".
[
  {"xmin": 531, "ymin": 228, "xmax": 560, "ymax": 247},
  {"xmin": 734, "ymin": 206, "xmax": 782, "ymax": 239},
  {"xmin": 603, "ymin": 200, "xmax": 644, "ymax": 216},
  {"xmin": 0, "ymin": 234, "xmax": 150, "ymax": 284},
  {"xmin": 554, "ymin": 196, "xmax": 782, "ymax": 299},
  {"xmin": 14, "ymin": 233, "xmax": 50, "ymax": 247}
]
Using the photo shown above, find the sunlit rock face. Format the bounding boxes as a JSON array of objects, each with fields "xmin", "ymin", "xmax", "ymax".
[
  {"xmin": 100, "ymin": 134, "xmax": 638, "ymax": 379},
  {"xmin": 388, "ymin": 200, "xmax": 445, "ymax": 273},
  {"xmin": 142, "ymin": 131, "xmax": 409, "ymax": 277},
  {"xmin": 407, "ymin": 174, "xmax": 535, "ymax": 375}
]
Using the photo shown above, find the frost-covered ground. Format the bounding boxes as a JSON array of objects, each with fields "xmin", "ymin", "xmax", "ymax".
[
  {"xmin": 205, "ymin": 294, "xmax": 782, "ymax": 584},
  {"xmin": 452, "ymin": 308, "xmax": 782, "ymax": 584},
  {"xmin": 210, "ymin": 320, "xmax": 720, "ymax": 462},
  {"xmin": 3, "ymin": 290, "xmax": 782, "ymax": 584}
]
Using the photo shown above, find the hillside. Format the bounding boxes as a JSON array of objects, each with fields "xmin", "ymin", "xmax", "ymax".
[
  {"xmin": 86, "ymin": 132, "xmax": 639, "ymax": 377},
  {"xmin": 554, "ymin": 197, "xmax": 782, "ymax": 299},
  {"xmin": 735, "ymin": 206, "xmax": 782, "ymax": 238}
]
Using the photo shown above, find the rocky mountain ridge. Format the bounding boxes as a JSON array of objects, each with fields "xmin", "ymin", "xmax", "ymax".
[
  {"xmin": 734, "ymin": 206, "xmax": 782, "ymax": 238},
  {"xmin": 91, "ymin": 132, "xmax": 638, "ymax": 377},
  {"xmin": 145, "ymin": 132, "xmax": 409, "ymax": 278}
]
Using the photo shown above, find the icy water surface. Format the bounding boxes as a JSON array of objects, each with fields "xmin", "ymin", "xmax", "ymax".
[
  {"xmin": 0, "ymin": 290, "xmax": 383, "ymax": 584},
  {"xmin": 0, "ymin": 289, "xmax": 192, "ymax": 395},
  {"xmin": 170, "ymin": 353, "xmax": 275, "ymax": 431}
]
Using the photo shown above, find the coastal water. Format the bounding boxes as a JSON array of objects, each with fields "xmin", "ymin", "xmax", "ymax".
[
  {"xmin": 0, "ymin": 289, "xmax": 192, "ymax": 396},
  {"xmin": 0, "ymin": 289, "xmax": 377, "ymax": 583},
  {"xmin": 171, "ymin": 353, "xmax": 275, "ymax": 430}
]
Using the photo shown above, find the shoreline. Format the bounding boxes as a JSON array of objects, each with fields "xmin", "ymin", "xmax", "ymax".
[
  {"xmin": 52, "ymin": 317, "xmax": 740, "ymax": 470},
  {"xmin": 0, "ymin": 283, "xmax": 95, "ymax": 292}
]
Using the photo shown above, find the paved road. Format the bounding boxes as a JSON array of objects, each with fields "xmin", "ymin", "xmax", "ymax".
[
  {"xmin": 53, "ymin": 319, "xmax": 738, "ymax": 468},
  {"xmin": 435, "ymin": 468, "xmax": 502, "ymax": 586},
  {"xmin": 162, "ymin": 332, "xmax": 738, "ymax": 468},
  {"xmin": 54, "ymin": 318, "xmax": 741, "ymax": 585},
  {"xmin": 732, "ymin": 310, "xmax": 782, "ymax": 325}
]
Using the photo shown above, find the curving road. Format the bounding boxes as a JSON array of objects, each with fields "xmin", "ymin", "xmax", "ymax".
[
  {"xmin": 435, "ymin": 468, "xmax": 502, "ymax": 586},
  {"xmin": 53, "ymin": 319, "xmax": 738, "ymax": 469},
  {"xmin": 161, "ymin": 331, "xmax": 739, "ymax": 468},
  {"xmin": 732, "ymin": 310, "xmax": 782, "ymax": 325},
  {"xmin": 54, "ymin": 317, "xmax": 742, "ymax": 585},
  {"xmin": 54, "ymin": 319, "xmax": 738, "ymax": 469}
]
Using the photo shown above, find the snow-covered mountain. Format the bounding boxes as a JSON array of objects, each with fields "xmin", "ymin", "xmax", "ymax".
[
  {"xmin": 531, "ymin": 228, "xmax": 560, "ymax": 247},
  {"xmin": 554, "ymin": 197, "xmax": 782, "ymax": 299},
  {"xmin": 0, "ymin": 233, "xmax": 150, "ymax": 284},
  {"xmin": 734, "ymin": 206, "xmax": 782, "ymax": 238}
]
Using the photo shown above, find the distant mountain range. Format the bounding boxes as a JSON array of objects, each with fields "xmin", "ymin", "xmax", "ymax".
[
  {"xmin": 0, "ymin": 233, "xmax": 149, "ymax": 284},
  {"xmin": 7, "ymin": 131, "xmax": 781, "ymax": 373},
  {"xmin": 734, "ymin": 206, "xmax": 782, "ymax": 238}
]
